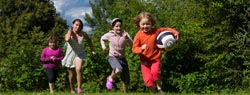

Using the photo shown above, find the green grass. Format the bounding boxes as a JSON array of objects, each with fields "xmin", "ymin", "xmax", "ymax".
[
  {"xmin": 0, "ymin": 91, "xmax": 153, "ymax": 95},
  {"xmin": 2, "ymin": 91, "xmax": 250, "ymax": 95}
]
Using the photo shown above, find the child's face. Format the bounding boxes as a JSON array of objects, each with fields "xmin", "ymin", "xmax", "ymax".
[
  {"xmin": 139, "ymin": 18, "xmax": 152, "ymax": 32},
  {"xmin": 72, "ymin": 21, "xmax": 82, "ymax": 32},
  {"xmin": 112, "ymin": 22, "xmax": 122, "ymax": 34},
  {"xmin": 48, "ymin": 42, "xmax": 56, "ymax": 49}
]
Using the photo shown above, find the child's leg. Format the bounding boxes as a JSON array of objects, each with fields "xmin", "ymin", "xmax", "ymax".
[
  {"xmin": 151, "ymin": 59, "xmax": 165, "ymax": 94},
  {"xmin": 141, "ymin": 63, "xmax": 155, "ymax": 93},
  {"xmin": 108, "ymin": 57, "xmax": 123, "ymax": 81},
  {"xmin": 74, "ymin": 59, "xmax": 83, "ymax": 90},
  {"xmin": 51, "ymin": 69, "xmax": 59, "ymax": 93},
  {"xmin": 149, "ymin": 86, "xmax": 155, "ymax": 94},
  {"xmin": 122, "ymin": 82, "xmax": 128, "ymax": 93},
  {"xmin": 49, "ymin": 83, "xmax": 54, "ymax": 93},
  {"xmin": 68, "ymin": 68, "xmax": 76, "ymax": 92},
  {"xmin": 155, "ymin": 80, "xmax": 162, "ymax": 89},
  {"xmin": 106, "ymin": 57, "xmax": 123, "ymax": 90},
  {"xmin": 109, "ymin": 68, "xmax": 120, "ymax": 80},
  {"xmin": 121, "ymin": 61, "xmax": 129, "ymax": 93},
  {"xmin": 45, "ymin": 68, "xmax": 54, "ymax": 93},
  {"xmin": 151, "ymin": 59, "xmax": 161, "ymax": 89}
]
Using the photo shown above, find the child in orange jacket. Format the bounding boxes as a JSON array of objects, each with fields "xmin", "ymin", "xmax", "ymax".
[{"xmin": 132, "ymin": 12, "xmax": 179, "ymax": 94}]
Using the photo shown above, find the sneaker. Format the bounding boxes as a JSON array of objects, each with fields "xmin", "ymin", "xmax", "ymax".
[
  {"xmin": 106, "ymin": 78, "xmax": 113, "ymax": 90},
  {"xmin": 158, "ymin": 89, "xmax": 165, "ymax": 95},
  {"xmin": 77, "ymin": 88, "xmax": 84, "ymax": 93}
]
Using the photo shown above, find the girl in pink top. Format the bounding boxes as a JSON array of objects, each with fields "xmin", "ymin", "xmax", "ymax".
[
  {"xmin": 40, "ymin": 36, "xmax": 64, "ymax": 93},
  {"xmin": 100, "ymin": 18, "xmax": 133, "ymax": 93}
]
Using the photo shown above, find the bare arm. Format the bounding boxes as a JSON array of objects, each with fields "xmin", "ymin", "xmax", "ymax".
[
  {"xmin": 65, "ymin": 30, "xmax": 72, "ymax": 42},
  {"xmin": 83, "ymin": 32, "xmax": 95, "ymax": 52}
]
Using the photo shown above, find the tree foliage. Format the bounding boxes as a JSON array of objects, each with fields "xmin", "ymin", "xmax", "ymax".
[
  {"xmin": 0, "ymin": 0, "xmax": 67, "ymax": 91},
  {"xmin": 84, "ymin": 0, "xmax": 250, "ymax": 93},
  {"xmin": 0, "ymin": 0, "xmax": 249, "ymax": 94}
]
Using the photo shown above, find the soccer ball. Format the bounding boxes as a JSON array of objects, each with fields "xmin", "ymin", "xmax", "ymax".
[{"xmin": 156, "ymin": 31, "xmax": 176, "ymax": 51}]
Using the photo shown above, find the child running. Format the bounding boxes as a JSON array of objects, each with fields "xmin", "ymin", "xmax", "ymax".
[
  {"xmin": 40, "ymin": 36, "xmax": 64, "ymax": 93},
  {"xmin": 62, "ymin": 19, "xmax": 96, "ymax": 94},
  {"xmin": 100, "ymin": 18, "xmax": 133, "ymax": 93},
  {"xmin": 132, "ymin": 12, "xmax": 179, "ymax": 94}
]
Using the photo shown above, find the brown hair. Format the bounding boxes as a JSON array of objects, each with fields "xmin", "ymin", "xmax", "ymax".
[
  {"xmin": 71, "ymin": 19, "xmax": 83, "ymax": 32},
  {"xmin": 111, "ymin": 18, "xmax": 122, "ymax": 27},
  {"xmin": 133, "ymin": 12, "xmax": 156, "ymax": 27},
  {"xmin": 47, "ymin": 36, "xmax": 56, "ymax": 45}
]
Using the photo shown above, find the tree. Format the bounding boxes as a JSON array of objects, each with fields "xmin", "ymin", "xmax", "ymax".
[
  {"xmin": 0, "ymin": 0, "xmax": 67, "ymax": 91},
  {"xmin": 84, "ymin": 0, "xmax": 250, "ymax": 93},
  {"xmin": 84, "ymin": 0, "xmax": 207, "ymax": 93},
  {"xmin": 1, "ymin": 0, "xmax": 248, "ymax": 93},
  {"xmin": 175, "ymin": 0, "xmax": 250, "ymax": 93}
]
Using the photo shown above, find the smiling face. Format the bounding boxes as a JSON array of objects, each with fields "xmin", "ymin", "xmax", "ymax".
[
  {"xmin": 48, "ymin": 41, "xmax": 56, "ymax": 49},
  {"xmin": 139, "ymin": 18, "xmax": 152, "ymax": 33},
  {"xmin": 72, "ymin": 21, "xmax": 82, "ymax": 33},
  {"xmin": 47, "ymin": 36, "xmax": 57, "ymax": 50},
  {"xmin": 112, "ymin": 21, "xmax": 122, "ymax": 34}
]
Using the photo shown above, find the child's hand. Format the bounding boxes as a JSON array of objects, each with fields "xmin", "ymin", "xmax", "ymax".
[
  {"xmin": 50, "ymin": 56, "xmax": 55, "ymax": 62},
  {"xmin": 122, "ymin": 32, "xmax": 128, "ymax": 38},
  {"xmin": 175, "ymin": 34, "xmax": 179, "ymax": 42},
  {"xmin": 163, "ymin": 48, "xmax": 169, "ymax": 52},
  {"xmin": 141, "ymin": 44, "xmax": 147, "ymax": 50},
  {"xmin": 91, "ymin": 51, "xmax": 96, "ymax": 56},
  {"xmin": 114, "ymin": 51, "xmax": 121, "ymax": 56},
  {"xmin": 67, "ymin": 30, "xmax": 72, "ymax": 35},
  {"xmin": 102, "ymin": 48, "xmax": 108, "ymax": 54}
]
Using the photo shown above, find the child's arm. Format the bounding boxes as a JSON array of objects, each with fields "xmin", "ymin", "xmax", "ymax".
[
  {"xmin": 166, "ymin": 27, "xmax": 179, "ymax": 41},
  {"xmin": 65, "ymin": 30, "xmax": 72, "ymax": 42},
  {"xmin": 55, "ymin": 48, "xmax": 64, "ymax": 62},
  {"xmin": 125, "ymin": 32, "xmax": 133, "ymax": 46},
  {"xmin": 159, "ymin": 27, "xmax": 179, "ymax": 41},
  {"xmin": 40, "ymin": 49, "xmax": 52, "ymax": 63},
  {"xmin": 132, "ymin": 34, "xmax": 144, "ymax": 54},
  {"xmin": 83, "ymin": 32, "xmax": 95, "ymax": 55},
  {"xmin": 100, "ymin": 33, "xmax": 109, "ymax": 53}
]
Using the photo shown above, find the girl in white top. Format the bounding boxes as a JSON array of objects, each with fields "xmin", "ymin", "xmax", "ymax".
[{"xmin": 62, "ymin": 19, "xmax": 95, "ymax": 94}]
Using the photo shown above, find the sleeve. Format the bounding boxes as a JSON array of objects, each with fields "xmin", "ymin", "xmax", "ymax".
[
  {"xmin": 126, "ymin": 32, "xmax": 133, "ymax": 46},
  {"xmin": 132, "ymin": 33, "xmax": 143, "ymax": 54},
  {"xmin": 166, "ymin": 27, "xmax": 179, "ymax": 36},
  {"xmin": 158, "ymin": 27, "xmax": 179, "ymax": 36},
  {"xmin": 100, "ymin": 33, "xmax": 109, "ymax": 49},
  {"xmin": 158, "ymin": 27, "xmax": 179, "ymax": 41},
  {"xmin": 40, "ymin": 48, "xmax": 52, "ymax": 62},
  {"xmin": 82, "ymin": 32, "xmax": 95, "ymax": 52},
  {"xmin": 55, "ymin": 48, "xmax": 64, "ymax": 62}
]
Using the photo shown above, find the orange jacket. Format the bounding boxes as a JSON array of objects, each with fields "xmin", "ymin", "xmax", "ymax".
[{"xmin": 132, "ymin": 27, "xmax": 179, "ymax": 62}]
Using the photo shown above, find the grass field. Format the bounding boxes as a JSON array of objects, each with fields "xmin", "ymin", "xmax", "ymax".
[
  {"xmin": 1, "ymin": 92, "xmax": 154, "ymax": 95},
  {"xmin": 2, "ymin": 91, "xmax": 250, "ymax": 95},
  {"xmin": 2, "ymin": 92, "xmax": 250, "ymax": 95}
]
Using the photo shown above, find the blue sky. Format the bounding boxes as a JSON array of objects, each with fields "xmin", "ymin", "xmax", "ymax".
[{"xmin": 51, "ymin": 0, "xmax": 92, "ymax": 32}]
